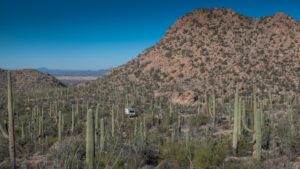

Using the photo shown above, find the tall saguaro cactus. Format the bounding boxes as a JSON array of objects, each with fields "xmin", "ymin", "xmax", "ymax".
[
  {"xmin": 58, "ymin": 111, "xmax": 62, "ymax": 142},
  {"xmin": 86, "ymin": 109, "xmax": 95, "ymax": 169},
  {"xmin": 7, "ymin": 71, "xmax": 16, "ymax": 168},
  {"xmin": 252, "ymin": 86, "xmax": 262, "ymax": 161},
  {"xmin": 95, "ymin": 104, "xmax": 99, "ymax": 144},
  {"xmin": 232, "ymin": 85, "xmax": 262, "ymax": 160},
  {"xmin": 111, "ymin": 106, "xmax": 115, "ymax": 138},
  {"xmin": 287, "ymin": 106, "xmax": 295, "ymax": 136},
  {"xmin": 71, "ymin": 104, "xmax": 75, "ymax": 133},
  {"xmin": 232, "ymin": 85, "xmax": 239, "ymax": 154},
  {"xmin": 208, "ymin": 90, "xmax": 216, "ymax": 127},
  {"xmin": 239, "ymin": 86, "xmax": 264, "ymax": 161},
  {"xmin": 100, "ymin": 118, "xmax": 105, "ymax": 152}
]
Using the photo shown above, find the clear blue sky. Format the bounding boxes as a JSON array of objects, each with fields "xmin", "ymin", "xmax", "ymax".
[{"xmin": 0, "ymin": 0, "xmax": 299, "ymax": 70}]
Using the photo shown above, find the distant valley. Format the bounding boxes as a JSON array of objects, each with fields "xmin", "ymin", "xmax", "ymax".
[{"xmin": 38, "ymin": 67, "xmax": 110, "ymax": 85}]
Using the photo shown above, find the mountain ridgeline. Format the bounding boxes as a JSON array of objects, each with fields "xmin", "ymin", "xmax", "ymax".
[{"xmin": 0, "ymin": 69, "xmax": 65, "ymax": 92}]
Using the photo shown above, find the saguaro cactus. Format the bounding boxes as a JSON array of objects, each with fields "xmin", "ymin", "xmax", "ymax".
[
  {"xmin": 134, "ymin": 119, "xmax": 137, "ymax": 136},
  {"xmin": 237, "ymin": 85, "xmax": 262, "ymax": 161},
  {"xmin": 287, "ymin": 106, "xmax": 295, "ymax": 136},
  {"xmin": 252, "ymin": 85, "xmax": 262, "ymax": 160},
  {"xmin": 55, "ymin": 101, "xmax": 58, "ymax": 124},
  {"xmin": 100, "ymin": 118, "xmax": 105, "ymax": 152},
  {"xmin": 71, "ymin": 104, "xmax": 75, "ymax": 133},
  {"xmin": 95, "ymin": 104, "xmax": 99, "ymax": 144},
  {"xmin": 208, "ymin": 90, "xmax": 216, "ymax": 127},
  {"xmin": 7, "ymin": 71, "xmax": 16, "ymax": 168},
  {"xmin": 184, "ymin": 128, "xmax": 190, "ymax": 147},
  {"xmin": 21, "ymin": 122, "xmax": 25, "ymax": 140},
  {"xmin": 232, "ymin": 85, "xmax": 239, "ymax": 154},
  {"xmin": 253, "ymin": 107, "xmax": 262, "ymax": 161},
  {"xmin": 169, "ymin": 102, "xmax": 173, "ymax": 117},
  {"xmin": 76, "ymin": 100, "xmax": 79, "ymax": 117},
  {"xmin": 111, "ymin": 106, "xmax": 115, "ymax": 138},
  {"xmin": 58, "ymin": 111, "xmax": 62, "ymax": 142},
  {"xmin": 171, "ymin": 124, "xmax": 176, "ymax": 143},
  {"xmin": 86, "ymin": 109, "xmax": 95, "ymax": 169},
  {"xmin": 268, "ymin": 90, "xmax": 272, "ymax": 108}
]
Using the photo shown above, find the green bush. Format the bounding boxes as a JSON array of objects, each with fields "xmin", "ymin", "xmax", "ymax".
[
  {"xmin": 191, "ymin": 114, "xmax": 210, "ymax": 127},
  {"xmin": 193, "ymin": 140, "xmax": 230, "ymax": 169},
  {"xmin": 159, "ymin": 143, "xmax": 189, "ymax": 167},
  {"xmin": 237, "ymin": 138, "xmax": 252, "ymax": 156}
]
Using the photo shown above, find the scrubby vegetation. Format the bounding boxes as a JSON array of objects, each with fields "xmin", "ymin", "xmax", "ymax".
[{"xmin": 0, "ymin": 69, "xmax": 299, "ymax": 169}]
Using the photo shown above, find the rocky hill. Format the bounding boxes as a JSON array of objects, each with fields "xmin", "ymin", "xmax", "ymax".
[
  {"xmin": 105, "ymin": 8, "xmax": 300, "ymax": 104},
  {"xmin": 0, "ymin": 69, "xmax": 65, "ymax": 92}
]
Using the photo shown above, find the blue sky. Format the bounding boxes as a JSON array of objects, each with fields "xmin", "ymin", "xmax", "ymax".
[{"xmin": 0, "ymin": 0, "xmax": 299, "ymax": 70}]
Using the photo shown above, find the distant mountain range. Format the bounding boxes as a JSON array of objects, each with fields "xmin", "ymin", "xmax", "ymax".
[{"xmin": 37, "ymin": 67, "xmax": 110, "ymax": 77}]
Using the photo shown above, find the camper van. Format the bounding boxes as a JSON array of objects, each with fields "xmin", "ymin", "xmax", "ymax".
[{"xmin": 125, "ymin": 108, "xmax": 137, "ymax": 117}]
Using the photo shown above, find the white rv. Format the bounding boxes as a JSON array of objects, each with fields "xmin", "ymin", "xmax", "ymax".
[{"xmin": 125, "ymin": 108, "xmax": 137, "ymax": 117}]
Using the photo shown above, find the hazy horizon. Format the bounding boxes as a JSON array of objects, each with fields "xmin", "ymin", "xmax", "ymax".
[
  {"xmin": 1, "ymin": 66, "xmax": 111, "ymax": 71},
  {"xmin": 1, "ymin": 0, "xmax": 300, "ymax": 70}
]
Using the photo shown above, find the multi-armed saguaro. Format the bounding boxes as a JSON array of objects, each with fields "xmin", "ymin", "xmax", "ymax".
[{"xmin": 232, "ymin": 85, "xmax": 262, "ymax": 160}]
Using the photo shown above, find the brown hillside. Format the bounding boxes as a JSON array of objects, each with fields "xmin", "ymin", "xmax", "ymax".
[
  {"xmin": 105, "ymin": 8, "xmax": 300, "ymax": 104},
  {"xmin": 0, "ymin": 69, "xmax": 65, "ymax": 91}
]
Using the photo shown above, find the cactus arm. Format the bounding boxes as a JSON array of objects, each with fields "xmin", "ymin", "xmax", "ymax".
[
  {"xmin": 288, "ymin": 106, "xmax": 295, "ymax": 136},
  {"xmin": 242, "ymin": 100, "xmax": 254, "ymax": 133},
  {"xmin": 268, "ymin": 90, "xmax": 272, "ymax": 108},
  {"xmin": 237, "ymin": 97, "xmax": 242, "ymax": 136}
]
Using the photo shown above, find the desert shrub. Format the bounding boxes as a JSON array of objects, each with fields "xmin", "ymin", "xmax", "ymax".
[
  {"xmin": 48, "ymin": 136, "xmax": 85, "ymax": 169},
  {"xmin": 166, "ymin": 50, "xmax": 172, "ymax": 58},
  {"xmin": 191, "ymin": 114, "xmax": 210, "ymax": 127},
  {"xmin": 94, "ymin": 151, "xmax": 129, "ymax": 169},
  {"xmin": 0, "ymin": 137, "xmax": 8, "ymax": 162},
  {"xmin": 237, "ymin": 138, "xmax": 252, "ymax": 156},
  {"xmin": 193, "ymin": 140, "xmax": 230, "ymax": 169},
  {"xmin": 73, "ymin": 121, "xmax": 85, "ymax": 134},
  {"xmin": 275, "ymin": 109, "xmax": 300, "ymax": 160},
  {"xmin": 159, "ymin": 143, "xmax": 190, "ymax": 167},
  {"xmin": 178, "ymin": 73, "xmax": 184, "ymax": 78}
]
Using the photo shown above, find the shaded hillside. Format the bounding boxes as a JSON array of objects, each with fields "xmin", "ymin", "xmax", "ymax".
[
  {"xmin": 105, "ymin": 8, "xmax": 300, "ymax": 104},
  {"xmin": 0, "ymin": 69, "xmax": 65, "ymax": 91}
]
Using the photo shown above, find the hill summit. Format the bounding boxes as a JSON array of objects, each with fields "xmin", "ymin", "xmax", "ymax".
[
  {"xmin": 105, "ymin": 8, "xmax": 300, "ymax": 104},
  {"xmin": 0, "ymin": 69, "xmax": 65, "ymax": 91}
]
